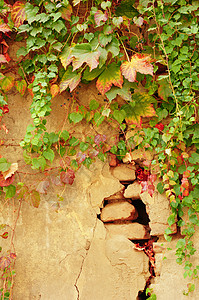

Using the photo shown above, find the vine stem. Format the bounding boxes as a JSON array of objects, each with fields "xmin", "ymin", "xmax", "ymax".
[{"xmin": 116, "ymin": 32, "xmax": 130, "ymax": 62}]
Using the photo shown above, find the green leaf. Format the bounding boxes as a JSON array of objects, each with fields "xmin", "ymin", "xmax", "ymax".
[
  {"xmin": 115, "ymin": 0, "xmax": 139, "ymax": 18},
  {"xmin": 113, "ymin": 109, "xmax": 126, "ymax": 124},
  {"xmin": 158, "ymin": 78, "xmax": 172, "ymax": 101},
  {"xmin": 122, "ymin": 93, "xmax": 156, "ymax": 127},
  {"xmin": 157, "ymin": 182, "xmax": 164, "ymax": 194},
  {"xmin": 69, "ymin": 112, "xmax": 83, "ymax": 123},
  {"xmin": 43, "ymin": 149, "xmax": 55, "ymax": 163},
  {"xmin": 82, "ymin": 66, "xmax": 105, "ymax": 81},
  {"xmin": 167, "ymin": 213, "xmax": 176, "ymax": 226},
  {"xmin": 106, "ymin": 37, "xmax": 120, "ymax": 57},
  {"xmin": 60, "ymin": 130, "xmax": 69, "ymax": 141},
  {"xmin": 71, "ymin": 43, "xmax": 101, "ymax": 71},
  {"xmin": 60, "ymin": 66, "xmax": 81, "ymax": 92},
  {"xmin": 69, "ymin": 137, "xmax": 79, "ymax": 147},
  {"xmin": 98, "ymin": 33, "xmax": 112, "ymax": 47},
  {"xmin": 3, "ymin": 185, "xmax": 16, "ymax": 199},
  {"xmin": 80, "ymin": 142, "xmax": 89, "ymax": 152},
  {"xmin": 96, "ymin": 63, "xmax": 123, "ymax": 95},
  {"xmin": 105, "ymin": 79, "xmax": 135, "ymax": 101},
  {"xmin": 15, "ymin": 79, "xmax": 27, "ymax": 96},
  {"xmin": 89, "ymin": 99, "xmax": 99, "ymax": 110},
  {"xmin": 189, "ymin": 153, "xmax": 199, "ymax": 164},
  {"xmin": 94, "ymin": 112, "xmax": 105, "ymax": 126},
  {"xmin": 32, "ymin": 157, "xmax": 46, "ymax": 171},
  {"xmin": 27, "ymin": 190, "xmax": 40, "ymax": 208},
  {"xmin": 52, "ymin": 20, "xmax": 65, "ymax": 33},
  {"xmin": 0, "ymin": 158, "xmax": 11, "ymax": 172}
]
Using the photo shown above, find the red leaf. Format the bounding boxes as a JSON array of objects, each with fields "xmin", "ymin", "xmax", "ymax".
[
  {"xmin": 94, "ymin": 134, "xmax": 106, "ymax": 146},
  {"xmin": 15, "ymin": 80, "xmax": 27, "ymax": 96},
  {"xmin": 76, "ymin": 152, "xmax": 87, "ymax": 164},
  {"xmin": 0, "ymin": 256, "xmax": 11, "ymax": 269},
  {"xmin": 50, "ymin": 175, "xmax": 62, "ymax": 186},
  {"xmin": 9, "ymin": 253, "xmax": 16, "ymax": 260},
  {"xmin": 0, "ymin": 23, "xmax": 11, "ymax": 33},
  {"xmin": 1, "ymin": 232, "xmax": 8, "ymax": 239},
  {"xmin": 60, "ymin": 169, "xmax": 75, "ymax": 185},
  {"xmin": 2, "ymin": 105, "xmax": 9, "ymax": 114},
  {"xmin": 2, "ymin": 123, "xmax": 9, "ymax": 134},
  {"xmin": 121, "ymin": 54, "xmax": 153, "ymax": 82},
  {"xmin": 11, "ymin": 1, "xmax": 26, "ymax": 28},
  {"xmin": 0, "ymin": 173, "xmax": 15, "ymax": 187},
  {"xmin": 155, "ymin": 123, "xmax": 164, "ymax": 132}
]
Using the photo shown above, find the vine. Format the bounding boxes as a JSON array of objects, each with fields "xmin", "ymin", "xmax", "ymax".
[{"xmin": 0, "ymin": 0, "xmax": 199, "ymax": 298}]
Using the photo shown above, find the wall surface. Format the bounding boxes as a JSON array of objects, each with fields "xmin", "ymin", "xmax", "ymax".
[{"xmin": 0, "ymin": 43, "xmax": 199, "ymax": 300}]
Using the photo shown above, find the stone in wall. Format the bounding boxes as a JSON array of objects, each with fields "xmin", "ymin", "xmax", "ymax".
[
  {"xmin": 140, "ymin": 187, "xmax": 177, "ymax": 236},
  {"xmin": 110, "ymin": 164, "xmax": 136, "ymax": 181},
  {"xmin": 101, "ymin": 201, "xmax": 138, "ymax": 222},
  {"xmin": 124, "ymin": 181, "xmax": 142, "ymax": 199},
  {"xmin": 105, "ymin": 222, "xmax": 150, "ymax": 240}
]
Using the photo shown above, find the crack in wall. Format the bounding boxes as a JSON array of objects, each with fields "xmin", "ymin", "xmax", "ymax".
[{"xmin": 74, "ymin": 217, "xmax": 98, "ymax": 300}]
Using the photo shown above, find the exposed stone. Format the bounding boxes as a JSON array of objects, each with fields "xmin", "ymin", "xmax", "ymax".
[
  {"xmin": 104, "ymin": 190, "xmax": 125, "ymax": 201},
  {"xmin": 77, "ymin": 221, "xmax": 150, "ymax": 300},
  {"xmin": 130, "ymin": 149, "xmax": 154, "ymax": 161},
  {"xmin": 124, "ymin": 181, "xmax": 141, "ymax": 199},
  {"xmin": 140, "ymin": 185, "xmax": 177, "ymax": 236},
  {"xmin": 101, "ymin": 201, "xmax": 138, "ymax": 222},
  {"xmin": 105, "ymin": 222, "xmax": 150, "ymax": 240},
  {"xmin": 111, "ymin": 164, "xmax": 136, "ymax": 181}
]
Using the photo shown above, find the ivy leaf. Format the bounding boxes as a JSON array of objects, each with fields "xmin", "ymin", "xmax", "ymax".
[
  {"xmin": 113, "ymin": 109, "xmax": 126, "ymax": 124},
  {"xmin": 0, "ymin": 173, "xmax": 15, "ymax": 187},
  {"xmin": 94, "ymin": 10, "xmax": 108, "ymax": 26},
  {"xmin": 121, "ymin": 54, "xmax": 153, "ymax": 82},
  {"xmin": 60, "ymin": 169, "xmax": 75, "ymax": 185},
  {"xmin": 71, "ymin": 43, "xmax": 101, "ymax": 71},
  {"xmin": 0, "ymin": 158, "xmax": 11, "ymax": 172},
  {"xmin": 36, "ymin": 179, "xmax": 50, "ymax": 194},
  {"xmin": 158, "ymin": 77, "xmax": 172, "ymax": 101},
  {"xmin": 1, "ymin": 76, "xmax": 15, "ymax": 92},
  {"xmin": 2, "ymin": 163, "xmax": 18, "ymax": 180},
  {"xmin": 27, "ymin": 190, "xmax": 40, "ymax": 208},
  {"xmin": 0, "ymin": 24, "xmax": 11, "ymax": 33},
  {"xmin": 73, "ymin": 0, "xmax": 81, "ymax": 6},
  {"xmin": 43, "ymin": 149, "xmax": 55, "ymax": 162},
  {"xmin": 60, "ymin": 5, "xmax": 72, "ymax": 21},
  {"xmin": 11, "ymin": 1, "xmax": 26, "ymax": 28},
  {"xmin": 0, "ymin": 55, "xmax": 8, "ymax": 64},
  {"xmin": 69, "ymin": 112, "xmax": 83, "ymax": 123},
  {"xmin": 50, "ymin": 84, "xmax": 60, "ymax": 98},
  {"xmin": 3, "ymin": 185, "xmax": 16, "ymax": 199},
  {"xmin": 15, "ymin": 79, "xmax": 27, "ymax": 96},
  {"xmin": 96, "ymin": 63, "xmax": 123, "ymax": 95},
  {"xmin": 60, "ymin": 66, "xmax": 81, "ymax": 92},
  {"xmin": 122, "ymin": 93, "xmax": 156, "ymax": 127}
]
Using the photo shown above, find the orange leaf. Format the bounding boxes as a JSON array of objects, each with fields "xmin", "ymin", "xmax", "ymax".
[
  {"xmin": 0, "ymin": 23, "xmax": 11, "ymax": 33},
  {"xmin": 15, "ymin": 79, "xmax": 27, "ymax": 96},
  {"xmin": 11, "ymin": 1, "xmax": 26, "ymax": 28},
  {"xmin": 121, "ymin": 54, "xmax": 153, "ymax": 82},
  {"xmin": 50, "ymin": 84, "xmax": 60, "ymax": 98},
  {"xmin": 1, "ymin": 76, "xmax": 14, "ymax": 92}
]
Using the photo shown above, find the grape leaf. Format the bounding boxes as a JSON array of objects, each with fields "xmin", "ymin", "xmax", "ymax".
[
  {"xmin": 106, "ymin": 37, "xmax": 120, "ymax": 57},
  {"xmin": 0, "ymin": 24, "xmax": 11, "ymax": 33},
  {"xmin": 59, "ymin": 45, "xmax": 73, "ymax": 69},
  {"xmin": 94, "ymin": 10, "xmax": 108, "ymax": 26},
  {"xmin": 121, "ymin": 54, "xmax": 153, "ymax": 82},
  {"xmin": 115, "ymin": 0, "xmax": 139, "ymax": 18},
  {"xmin": 11, "ymin": 1, "xmax": 26, "ymax": 28},
  {"xmin": 105, "ymin": 79, "xmax": 136, "ymax": 101},
  {"xmin": 71, "ymin": 43, "xmax": 101, "ymax": 71},
  {"xmin": 121, "ymin": 93, "xmax": 156, "ymax": 127},
  {"xmin": 3, "ymin": 185, "xmax": 16, "ymax": 199},
  {"xmin": 96, "ymin": 63, "xmax": 123, "ymax": 95},
  {"xmin": 158, "ymin": 77, "xmax": 172, "ymax": 101},
  {"xmin": 82, "ymin": 66, "xmax": 105, "ymax": 81},
  {"xmin": 0, "ymin": 158, "xmax": 11, "ymax": 172},
  {"xmin": 0, "ymin": 55, "xmax": 8, "ymax": 63},
  {"xmin": 98, "ymin": 33, "xmax": 112, "ymax": 47},
  {"xmin": 15, "ymin": 79, "xmax": 27, "ymax": 96},
  {"xmin": 60, "ymin": 66, "xmax": 81, "ymax": 92}
]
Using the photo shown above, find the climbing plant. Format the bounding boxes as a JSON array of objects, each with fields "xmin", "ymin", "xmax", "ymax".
[{"xmin": 0, "ymin": 0, "xmax": 199, "ymax": 298}]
